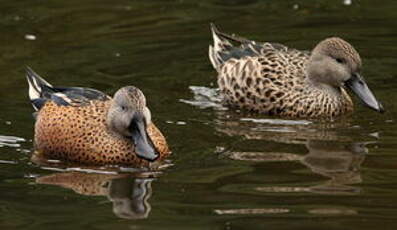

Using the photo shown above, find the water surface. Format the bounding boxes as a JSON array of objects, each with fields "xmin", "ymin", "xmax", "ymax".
[{"xmin": 0, "ymin": 0, "xmax": 397, "ymax": 229}]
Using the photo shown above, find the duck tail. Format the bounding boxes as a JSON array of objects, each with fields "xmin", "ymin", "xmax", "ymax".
[
  {"xmin": 26, "ymin": 66, "xmax": 54, "ymax": 111},
  {"xmin": 209, "ymin": 23, "xmax": 253, "ymax": 70},
  {"xmin": 209, "ymin": 23, "xmax": 231, "ymax": 70}
]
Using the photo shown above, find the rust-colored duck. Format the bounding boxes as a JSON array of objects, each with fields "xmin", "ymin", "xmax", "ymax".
[{"xmin": 26, "ymin": 67, "xmax": 170, "ymax": 167}]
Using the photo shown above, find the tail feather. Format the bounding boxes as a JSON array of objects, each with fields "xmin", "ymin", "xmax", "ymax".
[
  {"xmin": 209, "ymin": 23, "xmax": 272, "ymax": 72},
  {"xmin": 26, "ymin": 66, "xmax": 54, "ymax": 111},
  {"xmin": 210, "ymin": 23, "xmax": 252, "ymax": 45},
  {"xmin": 26, "ymin": 67, "xmax": 111, "ymax": 111},
  {"xmin": 209, "ymin": 23, "xmax": 255, "ymax": 70},
  {"xmin": 26, "ymin": 66, "xmax": 53, "ymax": 99},
  {"xmin": 209, "ymin": 23, "xmax": 232, "ymax": 70}
]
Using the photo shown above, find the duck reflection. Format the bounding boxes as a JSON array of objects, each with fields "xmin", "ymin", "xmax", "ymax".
[
  {"xmin": 215, "ymin": 114, "xmax": 375, "ymax": 195},
  {"xmin": 36, "ymin": 172, "xmax": 153, "ymax": 219},
  {"xmin": 302, "ymin": 140, "xmax": 368, "ymax": 194},
  {"xmin": 214, "ymin": 111, "xmax": 351, "ymax": 143},
  {"xmin": 227, "ymin": 141, "xmax": 369, "ymax": 195}
]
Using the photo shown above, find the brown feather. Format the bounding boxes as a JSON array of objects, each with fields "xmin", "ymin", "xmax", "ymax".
[{"xmin": 34, "ymin": 100, "xmax": 170, "ymax": 166}]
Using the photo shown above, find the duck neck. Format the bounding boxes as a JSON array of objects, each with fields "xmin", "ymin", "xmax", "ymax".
[
  {"xmin": 304, "ymin": 77, "xmax": 353, "ymax": 116},
  {"xmin": 310, "ymin": 80, "xmax": 343, "ymax": 98},
  {"xmin": 307, "ymin": 76, "xmax": 343, "ymax": 98}
]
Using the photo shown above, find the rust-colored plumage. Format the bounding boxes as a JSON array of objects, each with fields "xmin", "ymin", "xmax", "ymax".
[
  {"xmin": 27, "ymin": 68, "xmax": 170, "ymax": 167},
  {"xmin": 35, "ymin": 101, "xmax": 170, "ymax": 166}
]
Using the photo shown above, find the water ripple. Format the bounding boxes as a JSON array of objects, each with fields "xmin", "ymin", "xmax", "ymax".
[
  {"xmin": 180, "ymin": 86, "xmax": 226, "ymax": 110},
  {"xmin": 241, "ymin": 118, "xmax": 312, "ymax": 126},
  {"xmin": 0, "ymin": 134, "xmax": 25, "ymax": 148}
]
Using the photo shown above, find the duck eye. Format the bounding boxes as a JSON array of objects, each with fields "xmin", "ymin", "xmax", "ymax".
[
  {"xmin": 121, "ymin": 106, "xmax": 126, "ymax": 111},
  {"xmin": 336, "ymin": 58, "xmax": 344, "ymax": 64}
]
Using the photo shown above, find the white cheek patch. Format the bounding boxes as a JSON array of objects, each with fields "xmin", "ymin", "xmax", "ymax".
[{"xmin": 143, "ymin": 107, "xmax": 152, "ymax": 125}]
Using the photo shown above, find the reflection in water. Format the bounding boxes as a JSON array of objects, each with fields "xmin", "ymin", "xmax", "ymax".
[
  {"xmin": 301, "ymin": 141, "xmax": 368, "ymax": 194},
  {"xmin": 214, "ymin": 207, "xmax": 357, "ymax": 216},
  {"xmin": 109, "ymin": 177, "xmax": 152, "ymax": 219},
  {"xmin": 216, "ymin": 115, "xmax": 351, "ymax": 143},
  {"xmin": 214, "ymin": 208, "xmax": 290, "ymax": 215},
  {"xmin": 308, "ymin": 208, "xmax": 357, "ymax": 215},
  {"xmin": 36, "ymin": 172, "xmax": 153, "ymax": 219},
  {"xmin": 30, "ymin": 151, "xmax": 172, "ymax": 171},
  {"xmin": 227, "ymin": 151, "xmax": 301, "ymax": 162},
  {"xmin": 211, "ymin": 115, "xmax": 371, "ymax": 215},
  {"xmin": 227, "ymin": 141, "xmax": 368, "ymax": 195},
  {"xmin": 0, "ymin": 134, "xmax": 25, "ymax": 147}
]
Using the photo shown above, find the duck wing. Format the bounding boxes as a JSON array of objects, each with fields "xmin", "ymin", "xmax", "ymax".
[
  {"xmin": 26, "ymin": 67, "xmax": 111, "ymax": 111},
  {"xmin": 208, "ymin": 23, "xmax": 295, "ymax": 71}
]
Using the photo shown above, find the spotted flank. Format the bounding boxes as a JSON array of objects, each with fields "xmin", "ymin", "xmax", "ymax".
[
  {"xmin": 209, "ymin": 23, "xmax": 384, "ymax": 118},
  {"xmin": 26, "ymin": 67, "xmax": 170, "ymax": 167}
]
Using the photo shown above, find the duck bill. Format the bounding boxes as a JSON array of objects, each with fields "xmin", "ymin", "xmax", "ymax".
[
  {"xmin": 129, "ymin": 116, "xmax": 159, "ymax": 162},
  {"xmin": 345, "ymin": 74, "xmax": 384, "ymax": 113}
]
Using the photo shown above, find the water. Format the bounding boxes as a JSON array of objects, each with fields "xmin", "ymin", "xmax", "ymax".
[{"xmin": 0, "ymin": 0, "xmax": 396, "ymax": 229}]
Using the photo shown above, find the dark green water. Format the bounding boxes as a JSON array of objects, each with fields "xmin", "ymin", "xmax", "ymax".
[{"xmin": 0, "ymin": 0, "xmax": 397, "ymax": 229}]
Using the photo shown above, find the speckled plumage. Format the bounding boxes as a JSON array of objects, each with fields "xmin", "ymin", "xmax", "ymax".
[
  {"xmin": 208, "ymin": 24, "xmax": 382, "ymax": 119},
  {"xmin": 35, "ymin": 101, "xmax": 169, "ymax": 166},
  {"xmin": 27, "ymin": 68, "xmax": 170, "ymax": 167}
]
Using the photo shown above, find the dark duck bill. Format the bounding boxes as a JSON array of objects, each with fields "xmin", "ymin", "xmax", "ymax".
[{"xmin": 345, "ymin": 73, "xmax": 384, "ymax": 113}]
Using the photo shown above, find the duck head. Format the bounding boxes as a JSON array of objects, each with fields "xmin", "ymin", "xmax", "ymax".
[
  {"xmin": 307, "ymin": 37, "xmax": 384, "ymax": 113},
  {"xmin": 107, "ymin": 86, "xmax": 158, "ymax": 161}
]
